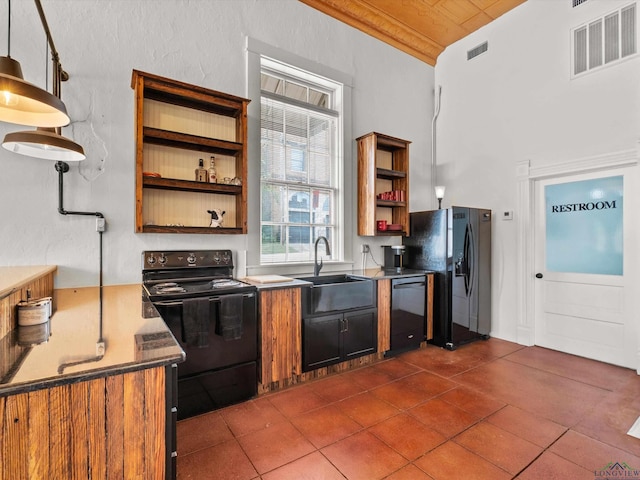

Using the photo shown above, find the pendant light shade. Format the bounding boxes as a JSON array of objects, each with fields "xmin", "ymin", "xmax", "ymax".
[
  {"xmin": 0, "ymin": 56, "xmax": 70, "ymax": 128},
  {"xmin": 3, "ymin": 127, "xmax": 85, "ymax": 161}
]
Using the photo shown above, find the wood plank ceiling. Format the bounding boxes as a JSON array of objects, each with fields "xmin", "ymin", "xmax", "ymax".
[{"xmin": 299, "ymin": 0, "xmax": 527, "ymax": 65}]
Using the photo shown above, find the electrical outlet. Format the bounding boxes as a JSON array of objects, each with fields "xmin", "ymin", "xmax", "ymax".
[
  {"xmin": 96, "ymin": 217, "xmax": 106, "ymax": 232},
  {"xmin": 96, "ymin": 342, "xmax": 105, "ymax": 357},
  {"xmin": 360, "ymin": 244, "xmax": 370, "ymax": 253}
]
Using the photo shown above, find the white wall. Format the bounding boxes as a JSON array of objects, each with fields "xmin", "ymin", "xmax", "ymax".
[
  {"xmin": 0, "ymin": 0, "xmax": 433, "ymax": 287},
  {"xmin": 435, "ymin": 0, "xmax": 640, "ymax": 341}
]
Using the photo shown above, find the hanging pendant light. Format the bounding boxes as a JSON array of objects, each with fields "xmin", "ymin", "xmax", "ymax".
[
  {"xmin": 0, "ymin": 0, "xmax": 70, "ymax": 127},
  {"xmin": 2, "ymin": 0, "xmax": 84, "ymax": 161},
  {"xmin": 3, "ymin": 126, "xmax": 84, "ymax": 161}
]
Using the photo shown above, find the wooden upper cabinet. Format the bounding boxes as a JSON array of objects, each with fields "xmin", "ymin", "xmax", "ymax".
[
  {"xmin": 131, "ymin": 70, "xmax": 250, "ymax": 234},
  {"xmin": 357, "ymin": 132, "xmax": 410, "ymax": 236}
]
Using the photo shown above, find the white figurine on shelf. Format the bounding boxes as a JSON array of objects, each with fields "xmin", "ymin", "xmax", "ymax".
[{"xmin": 207, "ymin": 209, "xmax": 226, "ymax": 228}]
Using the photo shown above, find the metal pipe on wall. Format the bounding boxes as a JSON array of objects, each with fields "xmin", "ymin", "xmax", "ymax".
[{"xmin": 431, "ymin": 85, "xmax": 442, "ymax": 209}]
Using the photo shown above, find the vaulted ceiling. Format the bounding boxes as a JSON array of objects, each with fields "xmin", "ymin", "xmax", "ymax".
[{"xmin": 299, "ymin": 0, "xmax": 527, "ymax": 65}]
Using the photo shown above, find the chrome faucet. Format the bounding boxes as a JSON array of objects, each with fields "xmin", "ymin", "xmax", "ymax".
[{"xmin": 314, "ymin": 236, "xmax": 331, "ymax": 276}]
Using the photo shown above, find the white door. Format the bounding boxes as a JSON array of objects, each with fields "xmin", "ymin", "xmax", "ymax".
[{"xmin": 534, "ymin": 167, "xmax": 637, "ymax": 368}]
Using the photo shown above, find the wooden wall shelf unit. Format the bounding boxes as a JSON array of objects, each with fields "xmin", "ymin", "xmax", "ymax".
[
  {"xmin": 132, "ymin": 70, "xmax": 250, "ymax": 234},
  {"xmin": 357, "ymin": 132, "xmax": 410, "ymax": 236}
]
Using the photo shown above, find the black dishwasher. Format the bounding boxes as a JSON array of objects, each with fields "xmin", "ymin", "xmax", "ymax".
[{"xmin": 390, "ymin": 276, "xmax": 426, "ymax": 354}]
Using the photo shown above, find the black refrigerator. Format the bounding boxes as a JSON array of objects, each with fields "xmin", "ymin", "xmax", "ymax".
[{"xmin": 403, "ymin": 207, "xmax": 491, "ymax": 350}]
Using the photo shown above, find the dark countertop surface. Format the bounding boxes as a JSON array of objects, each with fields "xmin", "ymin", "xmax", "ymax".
[
  {"xmin": 243, "ymin": 268, "xmax": 432, "ymax": 290},
  {"xmin": 0, "ymin": 284, "xmax": 184, "ymax": 397}
]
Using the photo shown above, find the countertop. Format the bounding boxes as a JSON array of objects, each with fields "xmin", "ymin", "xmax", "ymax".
[
  {"xmin": 242, "ymin": 268, "xmax": 432, "ymax": 290},
  {"xmin": 0, "ymin": 265, "xmax": 58, "ymax": 299},
  {"xmin": 0, "ymin": 284, "xmax": 184, "ymax": 397}
]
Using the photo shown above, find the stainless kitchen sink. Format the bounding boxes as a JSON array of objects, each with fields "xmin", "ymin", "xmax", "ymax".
[{"xmin": 299, "ymin": 274, "xmax": 376, "ymax": 316}]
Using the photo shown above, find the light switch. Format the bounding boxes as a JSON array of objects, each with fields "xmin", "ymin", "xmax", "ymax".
[{"xmin": 502, "ymin": 211, "xmax": 513, "ymax": 220}]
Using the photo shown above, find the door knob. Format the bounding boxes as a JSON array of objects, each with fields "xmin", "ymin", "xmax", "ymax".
[{"xmin": 535, "ymin": 273, "xmax": 543, "ymax": 279}]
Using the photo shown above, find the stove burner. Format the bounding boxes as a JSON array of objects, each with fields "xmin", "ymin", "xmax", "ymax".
[
  {"xmin": 211, "ymin": 279, "xmax": 241, "ymax": 288},
  {"xmin": 154, "ymin": 285, "xmax": 187, "ymax": 294}
]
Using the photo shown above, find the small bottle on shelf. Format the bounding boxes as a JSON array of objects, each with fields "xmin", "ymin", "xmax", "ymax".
[
  {"xmin": 195, "ymin": 158, "xmax": 207, "ymax": 182},
  {"xmin": 208, "ymin": 156, "xmax": 217, "ymax": 183}
]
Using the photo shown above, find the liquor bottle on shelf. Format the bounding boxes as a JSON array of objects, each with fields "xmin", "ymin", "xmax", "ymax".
[
  {"xmin": 195, "ymin": 159, "xmax": 207, "ymax": 182},
  {"xmin": 208, "ymin": 156, "xmax": 217, "ymax": 183}
]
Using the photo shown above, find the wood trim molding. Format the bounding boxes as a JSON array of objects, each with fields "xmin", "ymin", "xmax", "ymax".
[{"xmin": 516, "ymin": 147, "xmax": 639, "ymax": 348}]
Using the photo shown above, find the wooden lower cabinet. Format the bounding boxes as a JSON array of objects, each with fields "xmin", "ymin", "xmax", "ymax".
[
  {"xmin": 258, "ymin": 276, "xmax": 433, "ymax": 395},
  {"xmin": 0, "ymin": 367, "xmax": 169, "ymax": 480},
  {"xmin": 377, "ymin": 279, "xmax": 391, "ymax": 352},
  {"xmin": 259, "ymin": 287, "xmax": 302, "ymax": 388}
]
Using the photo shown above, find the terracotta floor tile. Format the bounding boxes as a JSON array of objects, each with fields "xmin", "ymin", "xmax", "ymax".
[
  {"xmin": 400, "ymin": 343, "xmax": 492, "ymax": 377},
  {"xmin": 516, "ymin": 451, "xmax": 593, "ymax": 480},
  {"xmin": 337, "ymin": 391, "xmax": 400, "ymax": 427},
  {"xmin": 453, "ymin": 421, "xmax": 542, "ymax": 474},
  {"xmin": 453, "ymin": 358, "xmax": 610, "ymax": 426},
  {"xmin": 459, "ymin": 337, "xmax": 525, "ymax": 359},
  {"xmin": 487, "ymin": 405, "xmax": 566, "ymax": 448},
  {"xmin": 321, "ymin": 431, "xmax": 408, "ymax": 480},
  {"xmin": 260, "ymin": 452, "xmax": 347, "ymax": 480},
  {"xmin": 550, "ymin": 429, "xmax": 640, "ymax": 472},
  {"xmin": 177, "ymin": 438, "xmax": 257, "ymax": 480},
  {"xmin": 618, "ymin": 373, "xmax": 640, "ymax": 399},
  {"xmin": 307, "ymin": 373, "xmax": 367, "ymax": 403},
  {"xmin": 368, "ymin": 357, "xmax": 422, "ymax": 380},
  {"xmin": 345, "ymin": 354, "xmax": 432, "ymax": 389},
  {"xmin": 237, "ymin": 421, "xmax": 315, "ymax": 474},
  {"xmin": 438, "ymin": 386, "xmax": 505, "ymax": 418},
  {"xmin": 384, "ymin": 464, "xmax": 435, "ymax": 480},
  {"xmin": 290, "ymin": 404, "xmax": 362, "ymax": 448},
  {"xmin": 414, "ymin": 441, "xmax": 512, "ymax": 480},
  {"xmin": 504, "ymin": 346, "xmax": 635, "ymax": 391},
  {"xmin": 176, "ymin": 411, "xmax": 233, "ymax": 455},
  {"xmin": 219, "ymin": 396, "xmax": 286, "ymax": 437},
  {"xmin": 371, "ymin": 371, "xmax": 456, "ymax": 410},
  {"xmin": 267, "ymin": 384, "xmax": 327, "ymax": 417},
  {"xmin": 573, "ymin": 391, "xmax": 640, "ymax": 456},
  {"xmin": 409, "ymin": 398, "xmax": 479, "ymax": 438},
  {"xmin": 368, "ymin": 413, "xmax": 447, "ymax": 460},
  {"xmin": 175, "ymin": 339, "xmax": 640, "ymax": 480},
  {"xmin": 341, "ymin": 364, "xmax": 398, "ymax": 390}
]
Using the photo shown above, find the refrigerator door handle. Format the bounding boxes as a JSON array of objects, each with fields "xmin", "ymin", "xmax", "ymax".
[
  {"xmin": 463, "ymin": 224, "xmax": 470, "ymax": 295},
  {"xmin": 468, "ymin": 221, "xmax": 476, "ymax": 298}
]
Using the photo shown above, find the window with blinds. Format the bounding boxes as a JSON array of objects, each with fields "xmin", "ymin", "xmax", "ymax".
[
  {"xmin": 260, "ymin": 60, "xmax": 342, "ymax": 265},
  {"xmin": 573, "ymin": 3, "xmax": 637, "ymax": 76}
]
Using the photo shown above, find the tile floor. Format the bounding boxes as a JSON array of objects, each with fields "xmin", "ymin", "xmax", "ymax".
[{"xmin": 176, "ymin": 338, "xmax": 640, "ymax": 479}]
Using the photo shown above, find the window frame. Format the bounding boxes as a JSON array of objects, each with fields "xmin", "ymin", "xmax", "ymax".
[
  {"xmin": 246, "ymin": 38, "xmax": 354, "ymax": 276},
  {"xmin": 571, "ymin": 2, "xmax": 637, "ymax": 78},
  {"xmin": 259, "ymin": 58, "xmax": 343, "ymax": 266}
]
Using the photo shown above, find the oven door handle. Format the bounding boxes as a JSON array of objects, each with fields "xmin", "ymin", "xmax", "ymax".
[{"xmin": 153, "ymin": 292, "xmax": 255, "ymax": 306}]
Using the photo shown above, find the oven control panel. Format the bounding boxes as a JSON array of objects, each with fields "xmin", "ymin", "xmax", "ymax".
[{"xmin": 142, "ymin": 250, "xmax": 233, "ymax": 269}]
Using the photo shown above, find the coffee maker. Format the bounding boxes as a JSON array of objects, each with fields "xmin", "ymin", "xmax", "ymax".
[{"xmin": 383, "ymin": 245, "xmax": 405, "ymax": 272}]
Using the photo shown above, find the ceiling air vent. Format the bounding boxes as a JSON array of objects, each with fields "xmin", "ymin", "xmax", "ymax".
[
  {"xmin": 467, "ymin": 41, "xmax": 488, "ymax": 60},
  {"xmin": 573, "ymin": 0, "xmax": 588, "ymax": 7}
]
